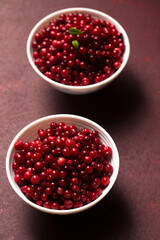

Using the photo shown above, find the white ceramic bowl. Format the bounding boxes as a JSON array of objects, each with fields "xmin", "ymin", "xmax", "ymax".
[
  {"xmin": 26, "ymin": 7, "xmax": 130, "ymax": 95},
  {"xmin": 6, "ymin": 114, "xmax": 119, "ymax": 215}
]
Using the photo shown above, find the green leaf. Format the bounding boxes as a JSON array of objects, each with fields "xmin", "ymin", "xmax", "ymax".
[
  {"xmin": 69, "ymin": 27, "xmax": 83, "ymax": 35},
  {"xmin": 72, "ymin": 40, "xmax": 79, "ymax": 49}
]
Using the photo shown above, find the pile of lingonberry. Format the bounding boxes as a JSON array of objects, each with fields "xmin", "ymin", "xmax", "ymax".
[
  {"xmin": 12, "ymin": 121, "xmax": 113, "ymax": 210},
  {"xmin": 32, "ymin": 12, "xmax": 125, "ymax": 86}
]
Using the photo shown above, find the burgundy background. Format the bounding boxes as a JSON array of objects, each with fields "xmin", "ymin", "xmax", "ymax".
[{"xmin": 0, "ymin": 0, "xmax": 160, "ymax": 239}]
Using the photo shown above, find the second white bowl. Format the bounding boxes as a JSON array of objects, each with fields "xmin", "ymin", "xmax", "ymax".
[{"xmin": 6, "ymin": 114, "xmax": 119, "ymax": 215}]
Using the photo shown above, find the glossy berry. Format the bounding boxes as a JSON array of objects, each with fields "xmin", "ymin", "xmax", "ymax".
[
  {"xmin": 105, "ymin": 164, "xmax": 113, "ymax": 176},
  {"xmin": 64, "ymin": 199, "xmax": 73, "ymax": 209},
  {"xmin": 65, "ymin": 138, "xmax": 75, "ymax": 148},
  {"xmin": 90, "ymin": 191, "xmax": 99, "ymax": 200},
  {"xmin": 24, "ymin": 171, "xmax": 32, "ymax": 180},
  {"xmin": 52, "ymin": 202, "xmax": 59, "ymax": 210},
  {"xmin": 14, "ymin": 174, "xmax": 21, "ymax": 184},
  {"xmin": 113, "ymin": 61, "xmax": 121, "ymax": 70},
  {"xmin": 43, "ymin": 201, "xmax": 52, "ymax": 209},
  {"xmin": 26, "ymin": 187, "xmax": 34, "ymax": 196},
  {"xmin": 31, "ymin": 175, "xmax": 40, "ymax": 185},
  {"xmin": 14, "ymin": 153, "xmax": 25, "ymax": 164},
  {"xmin": 14, "ymin": 141, "xmax": 24, "ymax": 150},
  {"xmin": 100, "ymin": 176, "xmax": 110, "ymax": 187},
  {"xmin": 84, "ymin": 156, "xmax": 92, "ymax": 164},
  {"xmin": 57, "ymin": 157, "xmax": 66, "ymax": 166}
]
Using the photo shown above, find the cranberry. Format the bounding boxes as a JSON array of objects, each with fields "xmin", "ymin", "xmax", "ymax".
[
  {"xmin": 56, "ymin": 187, "xmax": 64, "ymax": 195},
  {"xmin": 45, "ymin": 187, "xmax": 53, "ymax": 196},
  {"xmin": 42, "ymin": 144, "xmax": 51, "ymax": 154},
  {"xmin": 105, "ymin": 164, "xmax": 113, "ymax": 176},
  {"xmin": 35, "ymin": 58, "xmax": 44, "ymax": 67},
  {"xmin": 14, "ymin": 153, "xmax": 25, "ymax": 164},
  {"xmin": 79, "ymin": 46, "xmax": 87, "ymax": 54},
  {"xmin": 14, "ymin": 141, "xmax": 24, "ymax": 150},
  {"xmin": 81, "ymin": 77, "xmax": 90, "ymax": 85},
  {"xmin": 89, "ymin": 150, "xmax": 98, "ymax": 159},
  {"xmin": 74, "ymin": 200, "xmax": 83, "ymax": 208},
  {"xmin": 39, "ymin": 171, "xmax": 47, "ymax": 181},
  {"xmin": 24, "ymin": 170, "xmax": 32, "ymax": 180},
  {"xmin": 113, "ymin": 61, "xmax": 121, "ymax": 70},
  {"xmin": 62, "ymin": 147, "xmax": 70, "ymax": 157},
  {"xmin": 32, "ymin": 192, "xmax": 40, "ymax": 201},
  {"xmin": 59, "ymin": 170, "xmax": 67, "ymax": 178},
  {"xmin": 12, "ymin": 162, "xmax": 19, "ymax": 170},
  {"xmin": 57, "ymin": 157, "xmax": 66, "ymax": 166},
  {"xmin": 36, "ymin": 200, "xmax": 43, "ymax": 206},
  {"xmin": 112, "ymin": 47, "xmax": 122, "ymax": 57},
  {"xmin": 103, "ymin": 146, "xmax": 112, "ymax": 159},
  {"xmin": 45, "ymin": 154, "xmax": 55, "ymax": 163},
  {"xmin": 70, "ymin": 147, "xmax": 79, "ymax": 156},
  {"xmin": 31, "ymin": 175, "xmax": 40, "ymax": 185},
  {"xmin": 85, "ymin": 165, "xmax": 93, "ymax": 174},
  {"xmin": 36, "ymin": 186, "xmax": 43, "ymax": 195},
  {"xmin": 35, "ymin": 161, "xmax": 43, "ymax": 171},
  {"xmin": 21, "ymin": 185, "xmax": 28, "ymax": 193},
  {"xmin": 84, "ymin": 156, "xmax": 92, "ymax": 164},
  {"xmin": 94, "ymin": 76, "xmax": 103, "ymax": 83},
  {"xmin": 26, "ymin": 186, "xmax": 34, "ymax": 196},
  {"xmin": 51, "ymin": 202, "xmax": 59, "ymax": 210},
  {"xmin": 41, "ymin": 193, "xmax": 48, "ymax": 202},
  {"xmin": 38, "ymin": 131, "xmax": 46, "ymax": 141},
  {"xmin": 65, "ymin": 138, "xmax": 75, "ymax": 148},
  {"xmin": 96, "ymin": 163, "xmax": 103, "ymax": 172},
  {"xmin": 70, "ymin": 177, "xmax": 78, "ymax": 185},
  {"xmin": 14, "ymin": 174, "xmax": 21, "ymax": 184},
  {"xmin": 59, "ymin": 178, "xmax": 67, "ymax": 187},
  {"xmin": 34, "ymin": 33, "xmax": 43, "ymax": 43},
  {"xmin": 17, "ymin": 166, "xmax": 26, "ymax": 174},
  {"xmin": 72, "ymin": 185, "xmax": 80, "ymax": 192},
  {"xmin": 50, "ymin": 121, "xmax": 57, "ymax": 129},
  {"xmin": 96, "ymin": 187, "xmax": 103, "ymax": 196},
  {"xmin": 43, "ymin": 201, "xmax": 52, "ymax": 209},
  {"xmin": 64, "ymin": 199, "xmax": 73, "ymax": 209},
  {"xmin": 32, "ymin": 152, "xmax": 42, "ymax": 162},
  {"xmin": 90, "ymin": 191, "xmax": 99, "ymax": 201},
  {"xmin": 100, "ymin": 176, "xmax": 110, "ymax": 187},
  {"xmin": 63, "ymin": 189, "xmax": 71, "ymax": 199}
]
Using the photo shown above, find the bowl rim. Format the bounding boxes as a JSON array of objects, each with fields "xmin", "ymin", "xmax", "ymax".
[
  {"xmin": 6, "ymin": 114, "xmax": 119, "ymax": 215},
  {"xmin": 26, "ymin": 7, "xmax": 130, "ymax": 92}
]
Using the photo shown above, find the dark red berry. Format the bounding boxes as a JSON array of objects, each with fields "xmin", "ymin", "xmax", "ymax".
[
  {"xmin": 51, "ymin": 202, "xmax": 59, "ymax": 210},
  {"xmin": 14, "ymin": 141, "xmax": 24, "ymax": 150},
  {"xmin": 31, "ymin": 175, "xmax": 40, "ymax": 185},
  {"xmin": 100, "ymin": 176, "xmax": 110, "ymax": 187},
  {"xmin": 14, "ymin": 153, "xmax": 25, "ymax": 164},
  {"xmin": 57, "ymin": 157, "xmax": 66, "ymax": 166},
  {"xmin": 14, "ymin": 174, "xmax": 21, "ymax": 184},
  {"xmin": 64, "ymin": 199, "xmax": 73, "ymax": 209}
]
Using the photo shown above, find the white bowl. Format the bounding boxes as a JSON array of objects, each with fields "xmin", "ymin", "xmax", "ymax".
[
  {"xmin": 26, "ymin": 7, "xmax": 130, "ymax": 95},
  {"xmin": 6, "ymin": 114, "xmax": 119, "ymax": 215}
]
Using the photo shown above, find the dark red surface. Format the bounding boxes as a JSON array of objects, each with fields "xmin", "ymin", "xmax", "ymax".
[{"xmin": 0, "ymin": 0, "xmax": 160, "ymax": 239}]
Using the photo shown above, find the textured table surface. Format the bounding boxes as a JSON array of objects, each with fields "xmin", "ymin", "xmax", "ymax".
[{"xmin": 0, "ymin": 1, "xmax": 160, "ymax": 240}]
